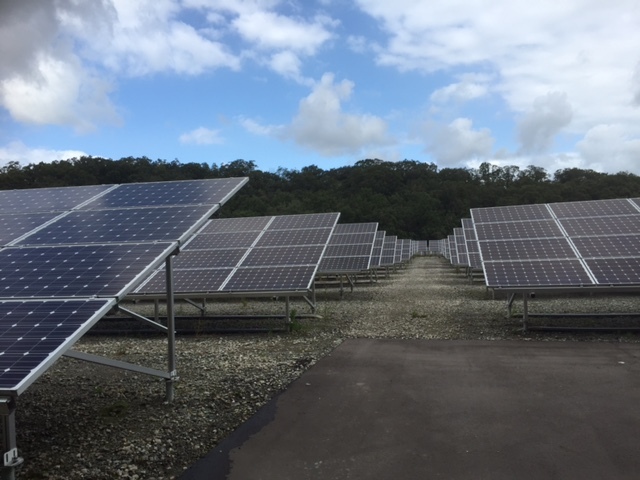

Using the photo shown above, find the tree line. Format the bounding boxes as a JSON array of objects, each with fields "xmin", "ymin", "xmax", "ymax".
[{"xmin": 2, "ymin": 156, "xmax": 639, "ymax": 240}]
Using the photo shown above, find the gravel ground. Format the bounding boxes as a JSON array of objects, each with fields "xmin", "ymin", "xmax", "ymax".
[{"xmin": 14, "ymin": 256, "xmax": 640, "ymax": 479}]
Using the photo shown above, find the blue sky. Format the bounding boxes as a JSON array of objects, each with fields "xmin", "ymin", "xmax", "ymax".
[{"xmin": 1, "ymin": 0, "xmax": 640, "ymax": 175}]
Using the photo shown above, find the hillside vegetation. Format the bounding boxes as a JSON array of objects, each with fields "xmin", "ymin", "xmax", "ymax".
[{"xmin": 2, "ymin": 156, "xmax": 640, "ymax": 239}]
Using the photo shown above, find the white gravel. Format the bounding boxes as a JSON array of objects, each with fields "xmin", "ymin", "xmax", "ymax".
[{"xmin": 14, "ymin": 256, "xmax": 640, "ymax": 479}]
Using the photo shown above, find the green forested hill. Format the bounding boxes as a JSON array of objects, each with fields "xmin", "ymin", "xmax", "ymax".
[{"xmin": 2, "ymin": 156, "xmax": 639, "ymax": 240}]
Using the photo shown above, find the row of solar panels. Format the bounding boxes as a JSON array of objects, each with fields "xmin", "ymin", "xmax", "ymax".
[
  {"xmin": 434, "ymin": 198, "xmax": 640, "ymax": 292},
  {"xmin": 0, "ymin": 179, "xmax": 427, "ymax": 395}
]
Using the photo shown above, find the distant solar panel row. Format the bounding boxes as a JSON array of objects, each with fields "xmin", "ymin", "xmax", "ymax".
[
  {"xmin": 471, "ymin": 198, "xmax": 640, "ymax": 289},
  {"xmin": 318, "ymin": 223, "xmax": 377, "ymax": 273},
  {"xmin": 136, "ymin": 213, "xmax": 340, "ymax": 294}
]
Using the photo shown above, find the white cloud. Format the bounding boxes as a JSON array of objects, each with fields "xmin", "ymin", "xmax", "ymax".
[
  {"xmin": 578, "ymin": 125, "xmax": 640, "ymax": 174},
  {"xmin": 0, "ymin": 141, "xmax": 87, "ymax": 168},
  {"xmin": 356, "ymin": 0, "xmax": 640, "ymax": 170},
  {"xmin": 240, "ymin": 73, "xmax": 393, "ymax": 156},
  {"xmin": 517, "ymin": 91, "xmax": 573, "ymax": 154},
  {"xmin": 238, "ymin": 117, "xmax": 282, "ymax": 136},
  {"xmin": 430, "ymin": 79, "xmax": 489, "ymax": 104},
  {"xmin": 285, "ymin": 73, "xmax": 393, "ymax": 156},
  {"xmin": 179, "ymin": 127, "xmax": 224, "ymax": 145},
  {"xmin": 232, "ymin": 11, "xmax": 334, "ymax": 55},
  {"xmin": 424, "ymin": 118, "xmax": 493, "ymax": 166}
]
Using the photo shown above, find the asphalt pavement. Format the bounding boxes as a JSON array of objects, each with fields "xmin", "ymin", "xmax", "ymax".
[{"xmin": 181, "ymin": 338, "xmax": 640, "ymax": 480}]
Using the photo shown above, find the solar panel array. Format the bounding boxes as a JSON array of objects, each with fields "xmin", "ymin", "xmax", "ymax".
[
  {"xmin": 318, "ymin": 222, "xmax": 377, "ymax": 273},
  {"xmin": 0, "ymin": 178, "xmax": 248, "ymax": 395},
  {"xmin": 369, "ymin": 231, "xmax": 386, "ymax": 268},
  {"xmin": 136, "ymin": 213, "xmax": 340, "ymax": 295},
  {"xmin": 471, "ymin": 198, "xmax": 640, "ymax": 290},
  {"xmin": 380, "ymin": 235, "xmax": 397, "ymax": 266},
  {"xmin": 461, "ymin": 218, "xmax": 482, "ymax": 269},
  {"xmin": 453, "ymin": 228, "xmax": 468, "ymax": 266}
]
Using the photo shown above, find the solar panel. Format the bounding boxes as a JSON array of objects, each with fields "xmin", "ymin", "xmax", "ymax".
[
  {"xmin": 0, "ymin": 212, "xmax": 62, "ymax": 246},
  {"xmin": 329, "ymin": 232, "xmax": 377, "ymax": 245},
  {"xmin": 242, "ymin": 246, "xmax": 325, "ymax": 266},
  {"xmin": 0, "ymin": 184, "xmax": 112, "ymax": 214},
  {"xmin": 256, "ymin": 228, "xmax": 333, "ymax": 247},
  {"xmin": 319, "ymin": 257, "xmax": 372, "ymax": 272},
  {"xmin": 0, "ymin": 243, "xmax": 176, "ymax": 298},
  {"xmin": 585, "ymin": 258, "xmax": 640, "ymax": 285},
  {"xmin": 173, "ymin": 248, "xmax": 247, "ymax": 269},
  {"xmin": 400, "ymin": 239, "xmax": 412, "ymax": 262},
  {"xmin": 461, "ymin": 218, "xmax": 482, "ymax": 269},
  {"xmin": 549, "ymin": 198, "xmax": 639, "ymax": 218},
  {"xmin": 380, "ymin": 236, "xmax": 397, "ymax": 266},
  {"xmin": 200, "ymin": 216, "xmax": 272, "ymax": 233},
  {"xmin": 369, "ymin": 231, "xmax": 385, "ymax": 267},
  {"xmin": 221, "ymin": 266, "xmax": 317, "ymax": 292},
  {"xmin": 80, "ymin": 178, "xmax": 246, "ymax": 210},
  {"xmin": 0, "ymin": 177, "xmax": 248, "ymax": 395},
  {"xmin": 479, "ymin": 238, "xmax": 576, "ymax": 261},
  {"xmin": 186, "ymin": 231, "xmax": 260, "ymax": 249},
  {"xmin": 572, "ymin": 235, "xmax": 640, "ymax": 259},
  {"xmin": 472, "ymin": 203, "xmax": 552, "ymax": 223},
  {"xmin": 134, "ymin": 213, "xmax": 340, "ymax": 295},
  {"xmin": 269, "ymin": 213, "xmax": 339, "ymax": 230},
  {"xmin": 474, "ymin": 220, "xmax": 563, "ymax": 240},
  {"xmin": 558, "ymin": 216, "xmax": 640, "ymax": 237},
  {"xmin": 453, "ymin": 228, "xmax": 468, "ymax": 266},
  {"xmin": 16, "ymin": 206, "xmax": 217, "ymax": 245},
  {"xmin": 139, "ymin": 268, "xmax": 234, "ymax": 294},
  {"xmin": 472, "ymin": 197, "xmax": 640, "ymax": 290},
  {"xmin": 483, "ymin": 260, "xmax": 593, "ymax": 287},
  {"xmin": 318, "ymin": 223, "xmax": 377, "ymax": 273},
  {"xmin": 324, "ymin": 244, "xmax": 374, "ymax": 257},
  {"xmin": 0, "ymin": 299, "xmax": 114, "ymax": 394}
]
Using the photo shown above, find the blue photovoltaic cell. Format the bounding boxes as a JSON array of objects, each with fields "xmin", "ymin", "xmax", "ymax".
[
  {"xmin": 201, "ymin": 216, "xmax": 272, "ymax": 233},
  {"xmin": 333, "ymin": 223, "xmax": 378, "ymax": 234},
  {"xmin": 320, "ymin": 257, "xmax": 371, "ymax": 272},
  {"xmin": 558, "ymin": 216, "xmax": 640, "ymax": 237},
  {"xmin": 0, "ymin": 299, "xmax": 113, "ymax": 392},
  {"xmin": 471, "ymin": 203, "xmax": 552, "ymax": 223},
  {"xmin": 0, "ymin": 243, "xmax": 173, "ymax": 298},
  {"xmin": 573, "ymin": 235, "xmax": 640, "ymax": 259},
  {"xmin": 474, "ymin": 220, "xmax": 563, "ymax": 240},
  {"xmin": 186, "ymin": 231, "xmax": 260, "ymax": 250},
  {"xmin": 269, "ymin": 213, "xmax": 339, "ymax": 230},
  {"xmin": 17, "ymin": 206, "xmax": 215, "ymax": 245},
  {"xmin": 242, "ymin": 246, "xmax": 324, "ymax": 266},
  {"xmin": 0, "ymin": 212, "xmax": 61, "ymax": 245},
  {"xmin": 324, "ymin": 244, "xmax": 374, "ymax": 257},
  {"xmin": 139, "ymin": 268, "xmax": 234, "ymax": 294},
  {"xmin": 586, "ymin": 258, "xmax": 640, "ymax": 285},
  {"xmin": 81, "ymin": 178, "xmax": 247, "ymax": 210},
  {"xmin": 134, "ymin": 212, "xmax": 339, "ymax": 295},
  {"xmin": 479, "ymin": 238, "xmax": 576, "ymax": 261},
  {"xmin": 256, "ymin": 228, "xmax": 333, "ymax": 247},
  {"xmin": 174, "ymin": 248, "xmax": 247, "ymax": 269},
  {"xmin": 329, "ymin": 232, "xmax": 377, "ymax": 245},
  {"xmin": 549, "ymin": 198, "xmax": 639, "ymax": 218},
  {"xmin": 0, "ymin": 185, "xmax": 112, "ymax": 214},
  {"xmin": 223, "ymin": 266, "xmax": 316, "ymax": 291},
  {"xmin": 484, "ymin": 260, "xmax": 592, "ymax": 288}
]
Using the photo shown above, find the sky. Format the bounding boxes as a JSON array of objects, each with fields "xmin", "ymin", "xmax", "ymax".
[{"xmin": 1, "ymin": 0, "xmax": 640, "ymax": 176}]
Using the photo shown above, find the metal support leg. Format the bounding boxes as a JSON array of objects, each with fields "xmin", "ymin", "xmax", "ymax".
[
  {"xmin": 522, "ymin": 293, "xmax": 529, "ymax": 332},
  {"xmin": 285, "ymin": 296, "xmax": 291, "ymax": 332},
  {"xmin": 165, "ymin": 256, "xmax": 177, "ymax": 403},
  {"xmin": 154, "ymin": 299, "xmax": 159, "ymax": 323},
  {"xmin": 1, "ymin": 398, "xmax": 22, "ymax": 480},
  {"xmin": 507, "ymin": 293, "xmax": 516, "ymax": 317}
]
